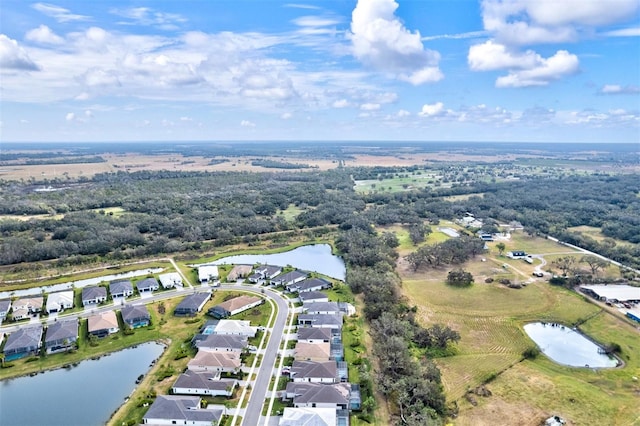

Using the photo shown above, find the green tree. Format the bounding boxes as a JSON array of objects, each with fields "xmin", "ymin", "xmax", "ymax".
[
  {"xmin": 446, "ymin": 268, "xmax": 474, "ymax": 287},
  {"xmin": 580, "ymin": 255, "xmax": 608, "ymax": 276},
  {"xmin": 495, "ymin": 242, "xmax": 506, "ymax": 256}
]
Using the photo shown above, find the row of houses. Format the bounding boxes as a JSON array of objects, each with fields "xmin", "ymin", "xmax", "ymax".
[
  {"xmin": 278, "ymin": 294, "xmax": 359, "ymax": 426},
  {"xmin": 1, "ymin": 303, "xmax": 153, "ymax": 361},
  {"xmin": 0, "ymin": 273, "xmax": 183, "ymax": 322}
]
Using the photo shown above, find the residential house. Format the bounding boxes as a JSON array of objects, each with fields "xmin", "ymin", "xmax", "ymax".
[
  {"xmin": 82, "ymin": 286, "xmax": 107, "ymax": 307},
  {"xmin": 195, "ymin": 334, "xmax": 248, "ymax": 353},
  {"xmin": 198, "ymin": 265, "xmax": 219, "ymax": 284},
  {"xmin": 252, "ymin": 265, "xmax": 283, "ymax": 282},
  {"xmin": 290, "ymin": 360, "xmax": 338, "ymax": 383},
  {"xmin": 109, "ymin": 280, "xmax": 134, "ymax": 299},
  {"xmin": 45, "ymin": 291, "xmax": 74, "ymax": 314},
  {"xmin": 302, "ymin": 301, "xmax": 341, "ymax": 315},
  {"xmin": 11, "ymin": 296, "xmax": 44, "ymax": 320},
  {"xmin": 273, "ymin": 270, "xmax": 308, "ymax": 287},
  {"xmin": 279, "ymin": 407, "xmax": 337, "ymax": 426},
  {"xmin": 478, "ymin": 233, "xmax": 494, "ymax": 241},
  {"xmin": 136, "ymin": 277, "xmax": 159, "ymax": 293},
  {"xmin": 298, "ymin": 291, "xmax": 329, "ymax": 304},
  {"xmin": 207, "ymin": 295, "xmax": 263, "ymax": 319},
  {"xmin": 507, "ymin": 250, "xmax": 527, "ymax": 259},
  {"xmin": 297, "ymin": 327, "xmax": 332, "ymax": 344},
  {"xmin": 2, "ymin": 325, "xmax": 43, "ymax": 360},
  {"xmin": 294, "ymin": 341, "xmax": 331, "ymax": 362},
  {"xmin": 287, "ymin": 277, "xmax": 332, "ymax": 293},
  {"xmin": 226, "ymin": 265, "xmax": 253, "ymax": 282},
  {"xmin": 121, "ymin": 304, "xmax": 151, "ymax": 328},
  {"xmin": 142, "ymin": 395, "xmax": 223, "ymax": 426},
  {"xmin": 187, "ymin": 349, "xmax": 241, "ymax": 373},
  {"xmin": 174, "ymin": 292, "xmax": 211, "ymax": 317},
  {"xmin": 0, "ymin": 299, "xmax": 12, "ymax": 320},
  {"xmin": 158, "ymin": 272, "xmax": 182, "ymax": 289},
  {"xmin": 298, "ymin": 313, "xmax": 343, "ymax": 329},
  {"xmin": 45, "ymin": 318, "xmax": 78, "ymax": 353},
  {"xmin": 172, "ymin": 370, "xmax": 238, "ymax": 397},
  {"xmin": 284, "ymin": 382, "xmax": 351, "ymax": 410},
  {"xmin": 87, "ymin": 310, "xmax": 119, "ymax": 338},
  {"xmin": 211, "ymin": 320, "xmax": 257, "ymax": 338}
]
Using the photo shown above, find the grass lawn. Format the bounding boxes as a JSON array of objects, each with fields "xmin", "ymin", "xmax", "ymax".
[{"xmin": 399, "ymin": 252, "xmax": 640, "ymax": 425}]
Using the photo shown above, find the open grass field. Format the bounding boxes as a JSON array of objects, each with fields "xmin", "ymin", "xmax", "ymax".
[
  {"xmin": 398, "ymin": 236, "xmax": 640, "ymax": 426},
  {"xmin": 568, "ymin": 225, "xmax": 633, "ymax": 248}
]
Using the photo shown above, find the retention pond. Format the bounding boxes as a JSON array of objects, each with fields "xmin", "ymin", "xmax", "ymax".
[{"xmin": 523, "ymin": 322, "xmax": 618, "ymax": 368}]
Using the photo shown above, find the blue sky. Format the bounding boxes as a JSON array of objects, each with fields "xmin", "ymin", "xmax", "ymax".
[{"xmin": 1, "ymin": 0, "xmax": 638, "ymax": 143}]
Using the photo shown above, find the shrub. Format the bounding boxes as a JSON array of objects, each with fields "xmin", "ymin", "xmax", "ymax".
[{"xmin": 522, "ymin": 346, "xmax": 540, "ymax": 360}]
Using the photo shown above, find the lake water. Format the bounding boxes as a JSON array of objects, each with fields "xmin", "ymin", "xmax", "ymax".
[
  {"xmin": 210, "ymin": 244, "xmax": 346, "ymax": 280},
  {"xmin": 0, "ymin": 342, "xmax": 165, "ymax": 426},
  {"xmin": 0, "ymin": 268, "xmax": 164, "ymax": 299},
  {"xmin": 523, "ymin": 322, "xmax": 618, "ymax": 368}
]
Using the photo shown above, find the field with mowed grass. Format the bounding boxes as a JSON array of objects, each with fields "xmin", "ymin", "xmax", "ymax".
[{"xmin": 399, "ymin": 253, "xmax": 640, "ymax": 425}]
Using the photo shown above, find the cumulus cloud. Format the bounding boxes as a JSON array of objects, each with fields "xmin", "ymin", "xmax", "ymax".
[
  {"xmin": 32, "ymin": 2, "xmax": 90, "ymax": 23},
  {"xmin": 25, "ymin": 25, "xmax": 64, "ymax": 45},
  {"xmin": 332, "ymin": 99, "xmax": 350, "ymax": 108},
  {"xmin": 65, "ymin": 112, "xmax": 75, "ymax": 121},
  {"xmin": 0, "ymin": 35, "xmax": 40, "ymax": 71},
  {"xmin": 419, "ymin": 102, "xmax": 445, "ymax": 117},
  {"xmin": 350, "ymin": 0, "xmax": 442, "ymax": 84},
  {"xmin": 599, "ymin": 84, "xmax": 640, "ymax": 95},
  {"xmin": 281, "ymin": 112, "xmax": 293, "ymax": 119},
  {"xmin": 240, "ymin": 120, "xmax": 256, "ymax": 127},
  {"xmin": 494, "ymin": 50, "xmax": 579, "ymax": 88},
  {"xmin": 396, "ymin": 109, "xmax": 410, "ymax": 117},
  {"xmin": 603, "ymin": 27, "xmax": 640, "ymax": 37}
]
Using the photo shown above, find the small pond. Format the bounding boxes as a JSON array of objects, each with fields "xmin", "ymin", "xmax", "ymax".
[
  {"xmin": 211, "ymin": 244, "xmax": 346, "ymax": 280},
  {"xmin": 0, "ymin": 342, "xmax": 165, "ymax": 426},
  {"xmin": 523, "ymin": 322, "xmax": 618, "ymax": 368}
]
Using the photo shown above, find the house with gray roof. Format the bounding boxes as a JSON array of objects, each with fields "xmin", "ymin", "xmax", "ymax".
[
  {"xmin": 287, "ymin": 277, "xmax": 332, "ymax": 293},
  {"xmin": 109, "ymin": 280, "xmax": 134, "ymax": 299},
  {"xmin": 290, "ymin": 360, "xmax": 338, "ymax": 383},
  {"xmin": 284, "ymin": 382, "xmax": 351, "ymax": 410},
  {"xmin": 195, "ymin": 334, "xmax": 247, "ymax": 352},
  {"xmin": 82, "ymin": 286, "xmax": 107, "ymax": 306},
  {"xmin": 136, "ymin": 277, "xmax": 159, "ymax": 294},
  {"xmin": 45, "ymin": 319, "xmax": 78, "ymax": 353},
  {"xmin": 172, "ymin": 370, "xmax": 238, "ymax": 397},
  {"xmin": 142, "ymin": 395, "xmax": 223, "ymax": 426},
  {"xmin": 298, "ymin": 291, "xmax": 329, "ymax": 304},
  {"xmin": 297, "ymin": 327, "xmax": 332, "ymax": 344},
  {"xmin": 302, "ymin": 301, "xmax": 341, "ymax": 315},
  {"xmin": 3, "ymin": 325, "xmax": 43, "ymax": 360},
  {"xmin": 121, "ymin": 304, "xmax": 151, "ymax": 328},
  {"xmin": 0, "ymin": 299, "xmax": 11, "ymax": 321},
  {"xmin": 174, "ymin": 292, "xmax": 211, "ymax": 317},
  {"xmin": 45, "ymin": 291, "xmax": 74, "ymax": 314},
  {"xmin": 273, "ymin": 270, "xmax": 308, "ymax": 287},
  {"xmin": 298, "ymin": 313, "xmax": 343, "ymax": 329},
  {"xmin": 253, "ymin": 265, "xmax": 282, "ymax": 281}
]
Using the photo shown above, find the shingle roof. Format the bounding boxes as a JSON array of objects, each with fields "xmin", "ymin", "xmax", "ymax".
[
  {"xmin": 0, "ymin": 299, "xmax": 11, "ymax": 314},
  {"xmin": 302, "ymin": 301, "xmax": 340, "ymax": 313},
  {"xmin": 4, "ymin": 325, "xmax": 43, "ymax": 352},
  {"xmin": 291, "ymin": 360, "xmax": 337, "ymax": 380},
  {"xmin": 82, "ymin": 286, "xmax": 107, "ymax": 301},
  {"xmin": 109, "ymin": 280, "xmax": 133, "ymax": 294},
  {"xmin": 121, "ymin": 305, "xmax": 150, "ymax": 323},
  {"xmin": 175, "ymin": 292, "xmax": 210, "ymax": 311},
  {"xmin": 195, "ymin": 334, "xmax": 247, "ymax": 350},
  {"xmin": 216, "ymin": 295, "xmax": 262, "ymax": 313},
  {"xmin": 143, "ymin": 395, "xmax": 223, "ymax": 423},
  {"xmin": 280, "ymin": 407, "xmax": 336, "ymax": 426},
  {"xmin": 172, "ymin": 370, "xmax": 237, "ymax": 392},
  {"xmin": 136, "ymin": 277, "xmax": 158, "ymax": 291},
  {"xmin": 13, "ymin": 296, "xmax": 44, "ymax": 310},
  {"xmin": 188, "ymin": 350, "xmax": 241, "ymax": 370},
  {"xmin": 298, "ymin": 313, "xmax": 343, "ymax": 327},
  {"xmin": 286, "ymin": 382, "xmax": 350, "ymax": 405},
  {"xmin": 45, "ymin": 291, "xmax": 74, "ymax": 311},
  {"xmin": 297, "ymin": 327, "xmax": 332, "ymax": 341},
  {"xmin": 87, "ymin": 310, "xmax": 118, "ymax": 333},
  {"xmin": 295, "ymin": 342, "xmax": 331, "ymax": 360},
  {"xmin": 45, "ymin": 319, "xmax": 78, "ymax": 344},
  {"xmin": 290, "ymin": 277, "xmax": 331, "ymax": 291},
  {"xmin": 275, "ymin": 270, "xmax": 308, "ymax": 282},
  {"xmin": 298, "ymin": 291, "xmax": 328, "ymax": 303}
]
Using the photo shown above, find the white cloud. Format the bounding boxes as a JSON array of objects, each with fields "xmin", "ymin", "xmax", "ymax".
[
  {"xmin": 84, "ymin": 110, "xmax": 93, "ymax": 117},
  {"xmin": 31, "ymin": 2, "xmax": 90, "ymax": 23},
  {"xmin": 180, "ymin": 116, "xmax": 193, "ymax": 121},
  {"xmin": 396, "ymin": 109, "xmax": 410, "ymax": 117},
  {"xmin": 360, "ymin": 102, "xmax": 380, "ymax": 111},
  {"xmin": 65, "ymin": 112, "xmax": 75, "ymax": 121},
  {"xmin": 333, "ymin": 99, "xmax": 350, "ymax": 108},
  {"xmin": 468, "ymin": 41, "xmax": 539, "ymax": 71},
  {"xmin": 110, "ymin": 7, "xmax": 187, "ymax": 30},
  {"xmin": 240, "ymin": 120, "xmax": 256, "ymax": 127},
  {"xmin": 599, "ymin": 84, "xmax": 640, "ymax": 95},
  {"xmin": 349, "ymin": 0, "xmax": 442, "ymax": 84},
  {"xmin": 603, "ymin": 27, "xmax": 640, "ymax": 37},
  {"xmin": 80, "ymin": 68, "xmax": 120, "ymax": 87},
  {"xmin": 25, "ymin": 25, "xmax": 64, "ymax": 45},
  {"xmin": 422, "ymin": 31, "xmax": 488, "ymax": 41},
  {"xmin": 0, "ymin": 35, "xmax": 40, "ymax": 71},
  {"xmin": 281, "ymin": 112, "xmax": 293, "ymax": 119},
  {"xmin": 75, "ymin": 92, "xmax": 90, "ymax": 100},
  {"xmin": 495, "ymin": 50, "xmax": 579, "ymax": 87},
  {"xmin": 419, "ymin": 102, "xmax": 444, "ymax": 116}
]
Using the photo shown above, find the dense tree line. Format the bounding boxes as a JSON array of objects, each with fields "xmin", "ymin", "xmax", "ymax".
[{"xmin": 337, "ymin": 224, "xmax": 456, "ymax": 425}]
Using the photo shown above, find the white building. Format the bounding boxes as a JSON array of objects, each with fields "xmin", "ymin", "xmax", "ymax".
[
  {"xmin": 198, "ymin": 265, "xmax": 219, "ymax": 284},
  {"xmin": 45, "ymin": 290, "xmax": 74, "ymax": 314}
]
